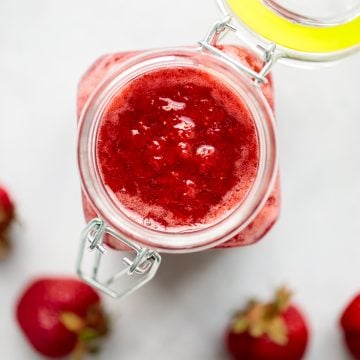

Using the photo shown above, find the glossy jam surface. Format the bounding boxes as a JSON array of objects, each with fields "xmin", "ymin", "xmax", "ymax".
[{"xmin": 96, "ymin": 67, "xmax": 259, "ymax": 229}]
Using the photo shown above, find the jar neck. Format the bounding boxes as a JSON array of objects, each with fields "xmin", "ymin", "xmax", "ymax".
[{"xmin": 77, "ymin": 47, "xmax": 277, "ymax": 253}]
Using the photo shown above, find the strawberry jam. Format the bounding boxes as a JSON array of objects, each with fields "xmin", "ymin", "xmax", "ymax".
[{"xmin": 96, "ymin": 67, "xmax": 259, "ymax": 230}]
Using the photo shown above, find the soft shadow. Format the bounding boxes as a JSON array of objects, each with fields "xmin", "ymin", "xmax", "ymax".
[{"xmin": 153, "ymin": 248, "xmax": 229, "ymax": 290}]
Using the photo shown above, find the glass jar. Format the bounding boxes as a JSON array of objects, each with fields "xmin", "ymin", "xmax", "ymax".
[
  {"xmin": 76, "ymin": 2, "xmax": 359, "ymax": 299},
  {"xmin": 77, "ymin": 46, "xmax": 279, "ymax": 251}
]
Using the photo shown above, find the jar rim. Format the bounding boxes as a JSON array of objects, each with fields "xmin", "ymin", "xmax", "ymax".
[{"xmin": 77, "ymin": 47, "xmax": 278, "ymax": 252}]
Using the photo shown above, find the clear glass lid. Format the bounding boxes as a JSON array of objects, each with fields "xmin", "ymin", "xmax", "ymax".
[
  {"xmin": 218, "ymin": 0, "xmax": 360, "ymax": 63},
  {"xmin": 264, "ymin": 0, "xmax": 360, "ymax": 25}
]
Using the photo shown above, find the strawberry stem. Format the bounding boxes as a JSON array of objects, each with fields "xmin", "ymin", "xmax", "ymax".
[
  {"xmin": 232, "ymin": 287, "xmax": 292, "ymax": 346},
  {"xmin": 0, "ymin": 235, "xmax": 10, "ymax": 260},
  {"xmin": 60, "ymin": 305, "xmax": 109, "ymax": 359},
  {"xmin": 71, "ymin": 342, "xmax": 86, "ymax": 360}
]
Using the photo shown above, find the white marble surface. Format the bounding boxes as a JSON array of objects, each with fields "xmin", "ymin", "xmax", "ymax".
[{"xmin": 0, "ymin": 1, "xmax": 359, "ymax": 359}]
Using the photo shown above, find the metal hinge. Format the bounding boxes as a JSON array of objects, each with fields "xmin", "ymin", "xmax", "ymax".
[
  {"xmin": 76, "ymin": 218, "xmax": 161, "ymax": 299},
  {"xmin": 198, "ymin": 16, "xmax": 277, "ymax": 85}
]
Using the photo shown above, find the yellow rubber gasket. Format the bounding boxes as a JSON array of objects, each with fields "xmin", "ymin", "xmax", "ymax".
[{"xmin": 226, "ymin": 0, "xmax": 360, "ymax": 53}]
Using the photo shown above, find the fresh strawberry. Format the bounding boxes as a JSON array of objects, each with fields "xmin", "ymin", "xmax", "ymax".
[
  {"xmin": 225, "ymin": 287, "xmax": 309, "ymax": 360},
  {"xmin": 16, "ymin": 277, "xmax": 109, "ymax": 358},
  {"xmin": 0, "ymin": 185, "xmax": 15, "ymax": 259},
  {"xmin": 340, "ymin": 294, "xmax": 360, "ymax": 359}
]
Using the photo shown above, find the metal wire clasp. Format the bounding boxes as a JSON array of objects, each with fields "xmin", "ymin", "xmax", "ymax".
[
  {"xmin": 76, "ymin": 218, "xmax": 161, "ymax": 299},
  {"xmin": 198, "ymin": 16, "xmax": 277, "ymax": 85}
]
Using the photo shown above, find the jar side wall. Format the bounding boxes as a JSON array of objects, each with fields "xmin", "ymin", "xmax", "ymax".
[
  {"xmin": 215, "ymin": 46, "xmax": 279, "ymax": 248},
  {"xmin": 77, "ymin": 46, "xmax": 279, "ymax": 251},
  {"xmin": 217, "ymin": 175, "xmax": 280, "ymax": 248},
  {"xmin": 77, "ymin": 52, "xmax": 140, "ymax": 117},
  {"xmin": 78, "ymin": 52, "xmax": 141, "ymax": 251}
]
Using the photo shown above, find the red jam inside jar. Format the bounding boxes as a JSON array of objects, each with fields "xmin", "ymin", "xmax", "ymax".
[
  {"xmin": 96, "ymin": 67, "xmax": 259, "ymax": 231},
  {"xmin": 78, "ymin": 46, "xmax": 280, "ymax": 248}
]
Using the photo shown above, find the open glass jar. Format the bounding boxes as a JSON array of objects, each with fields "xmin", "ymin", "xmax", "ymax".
[{"xmin": 76, "ymin": 1, "xmax": 360, "ymax": 299}]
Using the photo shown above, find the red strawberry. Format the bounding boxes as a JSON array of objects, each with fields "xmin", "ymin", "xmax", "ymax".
[
  {"xmin": 0, "ymin": 185, "xmax": 15, "ymax": 259},
  {"xmin": 225, "ymin": 288, "xmax": 309, "ymax": 360},
  {"xmin": 16, "ymin": 277, "xmax": 109, "ymax": 358},
  {"xmin": 340, "ymin": 294, "xmax": 360, "ymax": 359}
]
